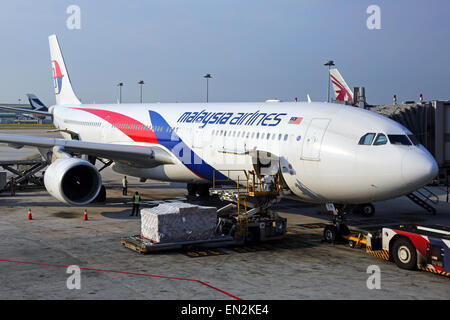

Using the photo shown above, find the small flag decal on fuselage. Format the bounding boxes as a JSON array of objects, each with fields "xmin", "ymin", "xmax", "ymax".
[{"xmin": 288, "ymin": 117, "xmax": 303, "ymax": 124}]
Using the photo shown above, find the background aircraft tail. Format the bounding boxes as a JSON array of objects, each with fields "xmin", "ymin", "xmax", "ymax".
[
  {"xmin": 26, "ymin": 94, "xmax": 48, "ymax": 111},
  {"xmin": 48, "ymin": 34, "xmax": 81, "ymax": 105},
  {"xmin": 329, "ymin": 68, "xmax": 353, "ymax": 102}
]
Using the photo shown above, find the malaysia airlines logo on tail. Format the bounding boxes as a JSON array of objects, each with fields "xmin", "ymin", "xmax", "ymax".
[
  {"xmin": 329, "ymin": 68, "xmax": 353, "ymax": 102},
  {"xmin": 52, "ymin": 60, "xmax": 64, "ymax": 94}
]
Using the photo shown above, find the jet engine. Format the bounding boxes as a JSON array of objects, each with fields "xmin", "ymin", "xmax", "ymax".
[{"xmin": 44, "ymin": 158, "xmax": 102, "ymax": 205}]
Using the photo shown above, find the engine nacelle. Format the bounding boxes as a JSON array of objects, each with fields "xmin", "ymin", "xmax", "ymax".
[{"xmin": 44, "ymin": 158, "xmax": 102, "ymax": 205}]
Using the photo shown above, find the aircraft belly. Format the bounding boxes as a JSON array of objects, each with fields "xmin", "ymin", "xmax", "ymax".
[{"xmin": 111, "ymin": 162, "xmax": 202, "ymax": 182}]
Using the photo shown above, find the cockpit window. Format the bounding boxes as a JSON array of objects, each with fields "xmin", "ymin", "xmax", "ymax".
[
  {"xmin": 358, "ymin": 133, "xmax": 376, "ymax": 145},
  {"xmin": 408, "ymin": 134, "xmax": 420, "ymax": 145},
  {"xmin": 373, "ymin": 133, "xmax": 388, "ymax": 145},
  {"xmin": 388, "ymin": 135, "xmax": 412, "ymax": 146}
]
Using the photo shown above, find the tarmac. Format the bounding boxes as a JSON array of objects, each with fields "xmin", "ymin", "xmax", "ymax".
[{"xmin": 0, "ymin": 129, "xmax": 449, "ymax": 300}]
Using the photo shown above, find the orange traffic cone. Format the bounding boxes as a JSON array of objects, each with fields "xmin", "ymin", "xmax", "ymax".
[
  {"xmin": 83, "ymin": 209, "xmax": 88, "ymax": 221},
  {"xmin": 27, "ymin": 209, "xmax": 32, "ymax": 220}
]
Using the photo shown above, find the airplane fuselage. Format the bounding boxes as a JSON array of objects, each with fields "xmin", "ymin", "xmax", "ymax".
[{"xmin": 51, "ymin": 101, "xmax": 438, "ymax": 204}]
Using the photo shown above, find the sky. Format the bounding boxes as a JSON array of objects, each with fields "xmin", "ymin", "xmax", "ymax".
[{"xmin": 0, "ymin": 1, "xmax": 448, "ymax": 106}]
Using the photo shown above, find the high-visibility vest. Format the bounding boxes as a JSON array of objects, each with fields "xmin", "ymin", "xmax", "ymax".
[
  {"xmin": 122, "ymin": 178, "xmax": 127, "ymax": 187},
  {"xmin": 133, "ymin": 195, "xmax": 140, "ymax": 204}
]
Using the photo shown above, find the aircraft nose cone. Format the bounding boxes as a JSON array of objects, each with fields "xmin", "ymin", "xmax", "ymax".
[{"xmin": 402, "ymin": 148, "xmax": 438, "ymax": 188}]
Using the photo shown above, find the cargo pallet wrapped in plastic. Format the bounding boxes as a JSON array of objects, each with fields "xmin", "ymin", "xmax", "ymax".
[{"xmin": 140, "ymin": 203, "xmax": 217, "ymax": 243}]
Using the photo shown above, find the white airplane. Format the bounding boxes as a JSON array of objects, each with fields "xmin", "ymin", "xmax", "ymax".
[
  {"xmin": 0, "ymin": 35, "xmax": 438, "ymax": 213},
  {"xmin": 0, "ymin": 94, "xmax": 49, "ymax": 119},
  {"xmin": 26, "ymin": 94, "xmax": 48, "ymax": 113},
  {"xmin": 20, "ymin": 94, "xmax": 49, "ymax": 120},
  {"xmin": 329, "ymin": 68, "xmax": 354, "ymax": 102}
]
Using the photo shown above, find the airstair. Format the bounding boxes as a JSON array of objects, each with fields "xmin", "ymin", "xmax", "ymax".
[{"xmin": 406, "ymin": 186, "xmax": 439, "ymax": 215}]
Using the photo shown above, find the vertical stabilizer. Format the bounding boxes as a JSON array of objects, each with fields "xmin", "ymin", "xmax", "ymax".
[
  {"xmin": 26, "ymin": 94, "xmax": 48, "ymax": 111},
  {"xmin": 329, "ymin": 68, "xmax": 353, "ymax": 102},
  {"xmin": 48, "ymin": 34, "xmax": 81, "ymax": 105}
]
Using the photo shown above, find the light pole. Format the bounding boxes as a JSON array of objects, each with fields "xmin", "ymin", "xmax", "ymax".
[
  {"xmin": 324, "ymin": 60, "xmax": 335, "ymax": 102},
  {"xmin": 138, "ymin": 80, "xmax": 144, "ymax": 103},
  {"xmin": 117, "ymin": 82, "xmax": 123, "ymax": 103},
  {"xmin": 204, "ymin": 73, "xmax": 212, "ymax": 102}
]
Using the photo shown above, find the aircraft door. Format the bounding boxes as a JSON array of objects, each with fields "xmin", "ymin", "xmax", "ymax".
[
  {"xmin": 301, "ymin": 118, "xmax": 330, "ymax": 161},
  {"xmin": 250, "ymin": 150, "xmax": 279, "ymax": 179}
]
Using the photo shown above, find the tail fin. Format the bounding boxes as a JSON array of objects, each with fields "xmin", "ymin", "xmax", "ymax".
[
  {"xmin": 26, "ymin": 94, "xmax": 48, "ymax": 111},
  {"xmin": 48, "ymin": 34, "xmax": 81, "ymax": 105},
  {"xmin": 329, "ymin": 68, "xmax": 353, "ymax": 102}
]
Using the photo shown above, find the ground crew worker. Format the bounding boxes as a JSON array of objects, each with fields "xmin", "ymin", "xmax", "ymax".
[
  {"xmin": 122, "ymin": 176, "xmax": 128, "ymax": 196},
  {"xmin": 130, "ymin": 191, "xmax": 141, "ymax": 217}
]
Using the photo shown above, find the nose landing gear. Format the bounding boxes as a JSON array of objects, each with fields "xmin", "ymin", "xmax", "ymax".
[
  {"xmin": 334, "ymin": 203, "xmax": 376, "ymax": 217},
  {"xmin": 323, "ymin": 203, "xmax": 350, "ymax": 244}
]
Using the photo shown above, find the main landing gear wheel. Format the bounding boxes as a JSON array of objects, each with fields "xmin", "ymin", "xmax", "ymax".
[
  {"xmin": 197, "ymin": 184, "xmax": 210, "ymax": 198},
  {"xmin": 392, "ymin": 238, "xmax": 417, "ymax": 270},
  {"xmin": 187, "ymin": 183, "xmax": 197, "ymax": 197},
  {"xmin": 93, "ymin": 185, "xmax": 106, "ymax": 203}
]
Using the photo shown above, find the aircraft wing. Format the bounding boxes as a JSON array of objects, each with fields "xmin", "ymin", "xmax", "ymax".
[
  {"xmin": 0, "ymin": 133, "xmax": 174, "ymax": 168},
  {"xmin": 0, "ymin": 105, "xmax": 52, "ymax": 117}
]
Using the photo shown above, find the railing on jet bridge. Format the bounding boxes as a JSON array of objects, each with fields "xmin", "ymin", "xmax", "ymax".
[{"xmin": 416, "ymin": 186, "xmax": 439, "ymax": 205}]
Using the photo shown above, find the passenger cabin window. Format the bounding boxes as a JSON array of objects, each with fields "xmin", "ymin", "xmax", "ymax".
[
  {"xmin": 373, "ymin": 133, "xmax": 388, "ymax": 146},
  {"xmin": 358, "ymin": 133, "xmax": 376, "ymax": 145},
  {"xmin": 388, "ymin": 135, "xmax": 412, "ymax": 146}
]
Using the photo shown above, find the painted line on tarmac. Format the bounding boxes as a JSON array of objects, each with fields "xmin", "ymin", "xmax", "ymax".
[{"xmin": 0, "ymin": 259, "xmax": 241, "ymax": 300}]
